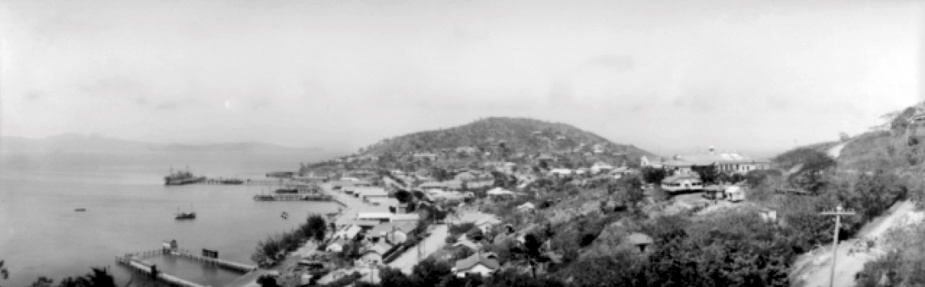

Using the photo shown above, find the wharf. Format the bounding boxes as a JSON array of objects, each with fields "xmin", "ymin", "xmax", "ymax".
[
  {"xmin": 115, "ymin": 248, "xmax": 257, "ymax": 287},
  {"xmin": 253, "ymin": 194, "xmax": 333, "ymax": 201}
]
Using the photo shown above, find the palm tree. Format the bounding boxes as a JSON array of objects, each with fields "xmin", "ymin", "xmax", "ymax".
[{"xmin": 511, "ymin": 234, "xmax": 548, "ymax": 279}]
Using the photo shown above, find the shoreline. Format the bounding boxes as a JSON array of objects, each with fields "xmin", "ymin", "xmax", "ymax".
[{"xmin": 226, "ymin": 181, "xmax": 384, "ymax": 287}]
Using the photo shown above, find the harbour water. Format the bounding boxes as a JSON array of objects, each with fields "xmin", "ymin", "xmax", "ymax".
[{"xmin": 0, "ymin": 150, "xmax": 339, "ymax": 287}]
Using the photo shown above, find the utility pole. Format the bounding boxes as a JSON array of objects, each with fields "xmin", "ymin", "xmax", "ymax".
[{"xmin": 820, "ymin": 205, "xmax": 856, "ymax": 287}]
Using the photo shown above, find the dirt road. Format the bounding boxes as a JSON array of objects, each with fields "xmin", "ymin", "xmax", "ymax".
[
  {"xmin": 827, "ymin": 142, "xmax": 848, "ymax": 159},
  {"xmin": 791, "ymin": 200, "xmax": 919, "ymax": 287}
]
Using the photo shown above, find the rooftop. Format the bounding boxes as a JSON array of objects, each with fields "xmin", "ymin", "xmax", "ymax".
[{"xmin": 454, "ymin": 253, "xmax": 500, "ymax": 271}]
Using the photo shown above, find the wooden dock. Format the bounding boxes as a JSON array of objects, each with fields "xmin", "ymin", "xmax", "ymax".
[
  {"xmin": 169, "ymin": 249, "xmax": 258, "ymax": 273},
  {"xmin": 253, "ymin": 194, "xmax": 333, "ymax": 201},
  {"xmin": 115, "ymin": 250, "xmax": 210, "ymax": 287},
  {"xmin": 115, "ymin": 248, "xmax": 257, "ymax": 287}
]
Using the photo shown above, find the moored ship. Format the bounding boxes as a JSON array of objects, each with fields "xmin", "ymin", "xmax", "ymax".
[{"xmin": 164, "ymin": 167, "xmax": 206, "ymax": 185}]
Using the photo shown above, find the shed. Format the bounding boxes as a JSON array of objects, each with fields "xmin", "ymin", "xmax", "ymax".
[
  {"xmin": 725, "ymin": 186, "xmax": 745, "ymax": 202},
  {"xmin": 625, "ymin": 232, "xmax": 654, "ymax": 252},
  {"xmin": 453, "ymin": 253, "xmax": 500, "ymax": 278}
]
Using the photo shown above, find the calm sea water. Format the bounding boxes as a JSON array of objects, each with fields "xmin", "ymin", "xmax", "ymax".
[{"xmin": 0, "ymin": 151, "xmax": 339, "ymax": 287}]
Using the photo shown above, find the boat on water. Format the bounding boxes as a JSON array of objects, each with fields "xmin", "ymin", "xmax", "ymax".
[
  {"xmin": 274, "ymin": 188, "xmax": 299, "ymax": 194},
  {"xmin": 74, "ymin": 208, "xmax": 87, "ymax": 212},
  {"xmin": 176, "ymin": 211, "xmax": 196, "ymax": 220},
  {"xmin": 175, "ymin": 205, "xmax": 196, "ymax": 220},
  {"xmin": 164, "ymin": 167, "xmax": 206, "ymax": 185}
]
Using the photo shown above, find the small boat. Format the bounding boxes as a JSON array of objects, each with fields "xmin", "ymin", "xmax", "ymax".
[
  {"xmin": 75, "ymin": 208, "xmax": 87, "ymax": 212},
  {"xmin": 175, "ymin": 205, "xmax": 196, "ymax": 220},
  {"xmin": 175, "ymin": 212, "xmax": 195, "ymax": 220}
]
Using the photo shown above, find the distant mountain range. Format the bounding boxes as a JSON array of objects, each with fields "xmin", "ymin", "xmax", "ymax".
[{"xmin": 0, "ymin": 133, "xmax": 322, "ymax": 154}]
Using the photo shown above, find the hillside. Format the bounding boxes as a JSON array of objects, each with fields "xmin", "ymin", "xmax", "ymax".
[{"xmin": 359, "ymin": 117, "xmax": 655, "ymax": 166}]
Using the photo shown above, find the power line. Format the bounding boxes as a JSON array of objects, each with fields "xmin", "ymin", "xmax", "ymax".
[{"xmin": 819, "ymin": 205, "xmax": 857, "ymax": 287}]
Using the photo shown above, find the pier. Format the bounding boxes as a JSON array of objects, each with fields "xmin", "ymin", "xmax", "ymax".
[
  {"xmin": 188, "ymin": 178, "xmax": 293, "ymax": 186},
  {"xmin": 253, "ymin": 194, "xmax": 333, "ymax": 201},
  {"xmin": 115, "ymin": 247, "xmax": 257, "ymax": 287},
  {"xmin": 116, "ymin": 250, "xmax": 210, "ymax": 287}
]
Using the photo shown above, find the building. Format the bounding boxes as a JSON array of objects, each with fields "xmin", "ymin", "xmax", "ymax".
[
  {"xmin": 333, "ymin": 225, "xmax": 363, "ymax": 240},
  {"xmin": 661, "ymin": 174, "xmax": 704, "ymax": 192},
  {"xmin": 474, "ymin": 217, "xmax": 502, "ymax": 233},
  {"xmin": 625, "ymin": 233, "xmax": 654, "ymax": 253},
  {"xmin": 516, "ymin": 202, "xmax": 535, "ymax": 213},
  {"xmin": 368, "ymin": 221, "xmax": 417, "ymax": 244},
  {"xmin": 354, "ymin": 187, "xmax": 389, "ymax": 201},
  {"xmin": 725, "ymin": 185, "xmax": 745, "ymax": 202},
  {"xmin": 326, "ymin": 238, "xmax": 348, "ymax": 253},
  {"xmin": 453, "ymin": 253, "xmax": 500, "ymax": 278},
  {"xmin": 590, "ymin": 162, "xmax": 615, "ymax": 174},
  {"xmin": 662, "ymin": 148, "xmax": 770, "ymax": 175},
  {"xmin": 359, "ymin": 242, "xmax": 393, "ymax": 265},
  {"xmin": 413, "ymin": 153, "xmax": 439, "ymax": 161},
  {"xmin": 550, "ymin": 168, "xmax": 573, "ymax": 177}
]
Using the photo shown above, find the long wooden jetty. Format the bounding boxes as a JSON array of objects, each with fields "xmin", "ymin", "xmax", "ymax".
[
  {"xmin": 253, "ymin": 194, "xmax": 333, "ymax": 201},
  {"xmin": 115, "ymin": 251, "xmax": 210, "ymax": 287},
  {"xmin": 187, "ymin": 178, "xmax": 288, "ymax": 186},
  {"xmin": 115, "ymin": 248, "xmax": 257, "ymax": 287},
  {"xmin": 169, "ymin": 249, "xmax": 258, "ymax": 273}
]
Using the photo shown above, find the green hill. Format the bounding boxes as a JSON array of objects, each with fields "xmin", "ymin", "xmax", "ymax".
[{"xmin": 359, "ymin": 117, "xmax": 655, "ymax": 166}]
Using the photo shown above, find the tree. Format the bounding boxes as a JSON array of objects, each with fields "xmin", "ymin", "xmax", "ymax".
[
  {"xmin": 28, "ymin": 277, "xmax": 53, "ymax": 287},
  {"xmin": 0, "ymin": 260, "xmax": 7, "ymax": 286},
  {"xmin": 306, "ymin": 214, "xmax": 327, "ymax": 244},
  {"xmin": 379, "ymin": 267, "xmax": 415, "ymax": 287},
  {"xmin": 394, "ymin": 190, "xmax": 412, "ymax": 204},
  {"xmin": 257, "ymin": 274, "xmax": 280, "ymax": 287},
  {"xmin": 640, "ymin": 167, "xmax": 667, "ymax": 184},
  {"xmin": 691, "ymin": 165, "xmax": 718, "ymax": 185},
  {"xmin": 410, "ymin": 257, "xmax": 453, "ymax": 286},
  {"xmin": 52, "ymin": 268, "xmax": 117, "ymax": 287}
]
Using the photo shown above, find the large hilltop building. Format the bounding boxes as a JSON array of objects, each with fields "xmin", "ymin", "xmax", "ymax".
[{"xmin": 644, "ymin": 147, "xmax": 770, "ymax": 175}]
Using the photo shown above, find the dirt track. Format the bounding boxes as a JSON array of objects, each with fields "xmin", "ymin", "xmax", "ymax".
[{"xmin": 790, "ymin": 200, "xmax": 918, "ymax": 287}]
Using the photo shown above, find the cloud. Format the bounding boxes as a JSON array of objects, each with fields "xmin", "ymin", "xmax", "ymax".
[
  {"xmin": 78, "ymin": 76, "xmax": 144, "ymax": 97},
  {"xmin": 547, "ymin": 79, "xmax": 574, "ymax": 106},
  {"xmin": 22, "ymin": 91, "xmax": 44, "ymax": 101},
  {"xmin": 155, "ymin": 102, "xmax": 178, "ymax": 110},
  {"xmin": 586, "ymin": 55, "xmax": 635, "ymax": 72}
]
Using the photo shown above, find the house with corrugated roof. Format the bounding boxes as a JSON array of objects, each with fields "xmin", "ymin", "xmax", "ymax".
[
  {"xmin": 661, "ymin": 174, "xmax": 704, "ymax": 192},
  {"xmin": 452, "ymin": 253, "xmax": 500, "ymax": 278},
  {"xmin": 662, "ymin": 147, "xmax": 770, "ymax": 175}
]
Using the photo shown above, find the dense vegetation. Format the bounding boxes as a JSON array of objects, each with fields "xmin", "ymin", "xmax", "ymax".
[
  {"xmin": 252, "ymin": 214, "xmax": 328, "ymax": 267},
  {"xmin": 361, "ymin": 117, "xmax": 649, "ymax": 158}
]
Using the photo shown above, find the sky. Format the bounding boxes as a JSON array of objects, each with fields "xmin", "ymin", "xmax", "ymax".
[{"xmin": 1, "ymin": 0, "xmax": 922, "ymax": 157}]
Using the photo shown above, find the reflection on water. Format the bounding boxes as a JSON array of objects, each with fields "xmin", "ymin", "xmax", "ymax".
[{"xmin": 0, "ymin": 151, "xmax": 336, "ymax": 287}]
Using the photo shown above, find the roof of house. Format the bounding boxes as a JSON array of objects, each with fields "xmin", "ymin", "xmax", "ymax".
[
  {"xmin": 368, "ymin": 221, "xmax": 417, "ymax": 236},
  {"xmin": 661, "ymin": 174, "xmax": 702, "ymax": 184},
  {"xmin": 625, "ymin": 233, "xmax": 654, "ymax": 245},
  {"xmin": 474, "ymin": 217, "xmax": 502, "ymax": 227},
  {"xmin": 355, "ymin": 187, "xmax": 389, "ymax": 197},
  {"xmin": 418, "ymin": 182, "xmax": 447, "ymax": 189},
  {"xmin": 328, "ymin": 238, "xmax": 348, "ymax": 247},
  {"xmin": 453, "ymin": 239, "xmax": 482, "ymax": 251},
  {"xmin": 517, "ymin": 202, "xmax": 535, "ymax": 210},
  {"xmin": 664, "ymin": 153, "xmax": 771, "ymax": 166},
  {"xmin": 454, "ymin": 253, "xmax": 501, "ymax": 271},
  {"xmin": 362, "ymin": 242, "xmax": 393, "ymax": 255},
  {"xmin": 487, "ymin": 187, "xmax": 516, "ymax": 196},
  {"xmin": 334, "ymin": 225, "xmax": 362, "ymax": 239},
  {"xmin": 391, "ymin": 213, "xmax": 421, "ymax": 221}
]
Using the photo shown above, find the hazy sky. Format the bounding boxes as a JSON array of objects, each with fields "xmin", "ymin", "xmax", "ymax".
[{"xmin": 1, "ymin": 0, "xmax": 922, "ymax": 156}]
